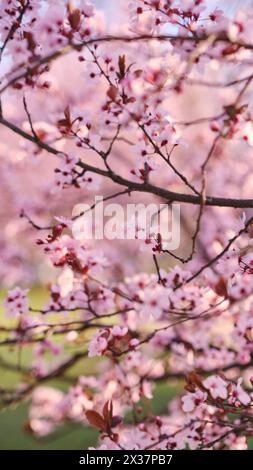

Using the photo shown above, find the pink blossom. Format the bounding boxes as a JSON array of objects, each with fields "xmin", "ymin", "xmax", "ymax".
[
  {"xmin": 182, "ymin": 390, "xmax": 207, "ymax": 413},
  {"xmin": 203, "ymin": 375, "xmax": 228, "ymax": 400},
  {"xmin": 2, "ymin": 0, "xmax": 253, "ymax": 451},
  {"xmin": 111, "ymin": 325, "xmax": 128, "ymax": 337},
  {"xmin": 88, "ymin": 330, "xmax": 108, "ymax": 358},
  {"xmin": 4, "ymin": 287, "xmax": 29, "ymax": 317},
  {"xmin": 231, "ymin": 379, "xmax": 251, "ymax": 406},
  {"xmin": 82, "ymin": 3, "xmax": 94, "ymax": 18},
  {"xmin": 209, "ymin": 9, "xmax": 224, "ymax": 24}
]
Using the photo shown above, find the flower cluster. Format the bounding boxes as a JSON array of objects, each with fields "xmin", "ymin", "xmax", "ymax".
[{"xmin": 2, "ymin": 0, "xmax": 253, "ymax": 452}]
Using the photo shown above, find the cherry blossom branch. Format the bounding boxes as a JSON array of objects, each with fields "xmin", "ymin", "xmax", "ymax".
[
  {"xmin": 0, "ymin": 0, "xmax": 29, "ymax": 62},
  {"xmin": 0, "ymin": 351, "xmax": 88, "ymax": 407},
  {"xmin": 2, "ymin": 115, "xmax": 253, "ymax": 209},
  {"xmin": 181, "ymin": 215, "xmax": 253, "ymax": 287},
  {"xmin": 2, "ymin": 30, "xmax": 253, "ymax": 94}
]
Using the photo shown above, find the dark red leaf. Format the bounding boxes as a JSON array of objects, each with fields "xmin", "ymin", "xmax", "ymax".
[
  {"xmin": 107, "ymin": 85, "xmax": 118, "ymax": 101},
  {"xmin": 85, "ymin": 410, "xmax": 107, "ymax": 431},
  {"xmin": 68, "ymin": 9, "xmax": 81, "ymax": 30}
]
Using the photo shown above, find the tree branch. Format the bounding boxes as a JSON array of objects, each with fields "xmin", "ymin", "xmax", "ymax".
[{"xmin": 1, "ymin": 116, "xmax": 253, "ymax": 209}]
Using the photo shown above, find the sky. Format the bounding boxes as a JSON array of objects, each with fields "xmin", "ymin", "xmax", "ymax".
[{"xmin": 91, "ymin": 0, "xmax": 253, "ymax": 20}]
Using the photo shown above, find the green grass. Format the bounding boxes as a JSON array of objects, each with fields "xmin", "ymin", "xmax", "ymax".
[
  {"xmin": 0, "ymin": 382, "xmax": 179, "ymax": 450},
  {"xmin": 0, "ymin": 403, "xmax": 99, "ymax": 450}
]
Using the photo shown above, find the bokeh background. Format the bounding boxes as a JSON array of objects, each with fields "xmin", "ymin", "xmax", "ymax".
[
  {"xmin": 1, "ymin": 0, "xmax": 252, "ymax": 451},
  {"xmin": 0, "ymin": 287, "xmax": 181, "ymax": 449}
]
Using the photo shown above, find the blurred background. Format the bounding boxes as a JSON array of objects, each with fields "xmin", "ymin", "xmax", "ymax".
[
  {"xmin": 1, "ymin": 0, "xmax": 253, "ymax": 451},
  {"xmin": 0, "ymin": 288, "xmax": 181, "ymax": 449}
]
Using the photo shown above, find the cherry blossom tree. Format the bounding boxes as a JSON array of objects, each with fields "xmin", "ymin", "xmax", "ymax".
[{"xmin": 2, "ymin": 0, "xmax": 253, "ymax": 450}]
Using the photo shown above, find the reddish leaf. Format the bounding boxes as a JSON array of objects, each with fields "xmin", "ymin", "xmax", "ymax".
[
  {"xmin": 186, "ymin": 371, "xmax": 204, "ymax": 389},
  {"xmin": 118, "ymin": 55, "xmax": 126, "ymax": 79},
  {"xmin": 64, "ymin": 106, "xmax": 71, "ymax": 124},
  {"xmin": 57, "ymin": 106, "xmax": 73, "ymax": 133},
  {"xmin": 214, "ymin": 277, "xmax": 228, "ymax": 298},
  {"xmin": 23, "ymin": 31, "xmax": 36, "ymax": 52},
  {"xmin": 111, "ymin": 415, "xmax": 122, "ymax": 428},
  {"xmin": 68, "ymin": 9, "xmax": 81, "ymax": 30},
  {"xmin": 107, "ymin": 85, "xmax": 118, "ymax": 101},
  {"xmin": 103, "ymin": 400, "xmax": 113, "ymax": 426},
  {"xmin": 85, "ymin": 410, "xmax": 107, "ymax": 431}
]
